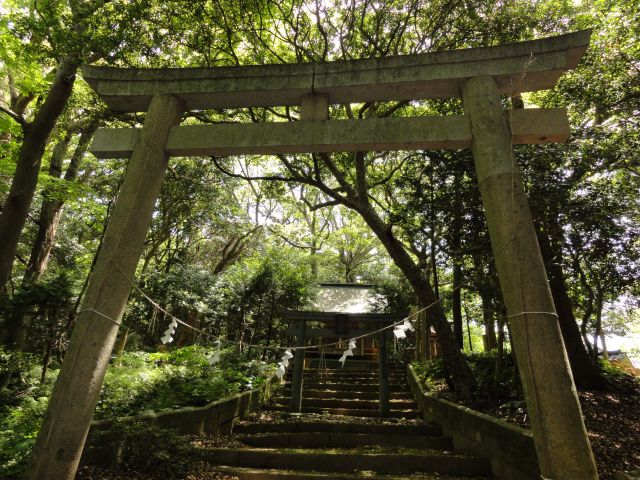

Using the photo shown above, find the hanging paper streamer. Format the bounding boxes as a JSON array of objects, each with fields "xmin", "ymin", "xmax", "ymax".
[
  {"xmin": 393, "ymin": 318, "xmax": 414, "ymax": 340},
  {"xmin": 207, "ymin": 340, "xmax": 222, "ymax": 366},
  {"xmin": 338, "ymin": 338, "xmax": 357, "ymax": 367},
  {"xmin": 161, "ymin": 318, "xmax": 178, "ymax": 344},
  {"xmin": 275, "ymin": 349, "xmax": 294, "ymax": 380},
  {"xmin": 281, "ymin": 349, "xmax": 294, "ymax": 368},
  {"xmin": 393, "ymin": 326, "xmax": 406, "ymax": 339}
]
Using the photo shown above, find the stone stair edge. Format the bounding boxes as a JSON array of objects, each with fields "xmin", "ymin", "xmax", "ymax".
[
  {"xmin": 211, "ymin": 465, "xmax": 490, "ymax": 479},
  {"xmin": 202, "ymin": 448, "xmax": 492, "ymax": 476},
  {"xmin": 233, "ymin": 421, "xmax": 442, "ymax": 436}
]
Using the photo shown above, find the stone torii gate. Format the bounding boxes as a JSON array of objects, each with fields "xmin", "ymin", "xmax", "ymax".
[{"xmin": 27, "ymin": 31, "xmax": 598, "ymax": 480}]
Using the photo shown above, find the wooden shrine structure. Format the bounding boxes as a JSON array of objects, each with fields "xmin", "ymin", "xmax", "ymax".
[
  {"xmin": 282, "ymin": 283, "xmax": 407, "ymax": 416},
  {"xmin": 27, "ymin": 31, "xmax": 599, "ymax": 480}
]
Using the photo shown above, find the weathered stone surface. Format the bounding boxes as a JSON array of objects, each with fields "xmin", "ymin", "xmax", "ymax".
[
  {"xmin": 82, "ymin": 377, "xmax": 276, "ymax": 466},
  {"xmin": 82, "ymin": 30, "xmax": 590, "ymax": 111},
  {"xmin": 300, "ymin": 94, "xmax": 329, "ymax": 120},
  {"xmin": 205, "ymin": 448, "xmax": 491, "ymax": 476},
  {"xmin": 239, "ymin": 431, "xmax": 452, "ymax": 449},
  {"xmin": 233, "ymin": 421, "xmax": 441, "ymax": 436},
  {"xmin": 462, "ymin": 76, "xmax": 598, "ymax": 480},
  {"xmin": 89, "ymin": 108, "xmax": 569, "ymax": 158},
  {"xmin": 407, "ymin": 365, "xmax": 539, "ymax": 480},
  {"xmin": 26, "ymin": 94, "xmax": 185, "ymax": 480}
]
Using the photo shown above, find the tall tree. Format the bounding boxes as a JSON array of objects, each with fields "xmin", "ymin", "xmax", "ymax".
[{"xmin": 215, "ymin": 149, "xmax": 477, "ymax": 398}]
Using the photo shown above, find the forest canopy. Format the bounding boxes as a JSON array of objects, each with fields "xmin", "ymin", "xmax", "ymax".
[{"xmin": 0, "ymin": 0, "xmax": 639, "ymax": 478}]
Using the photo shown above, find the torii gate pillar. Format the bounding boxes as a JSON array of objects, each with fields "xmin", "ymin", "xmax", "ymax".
[
  {"xmin": 462, "ymin": 76, "xmax": 598, "ymax": 480},
  {"xmin": 26, "ymin": 94, "xmax": 184, "ymax": 480}
]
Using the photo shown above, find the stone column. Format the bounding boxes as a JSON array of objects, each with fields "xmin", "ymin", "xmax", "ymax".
[
  {"xmin": 461, "ymin": 76, "xmax": 598, "ymax": 480},
  {"xmin": 26, "ymin": 94, "xmax": 184, "ymax": 480}
]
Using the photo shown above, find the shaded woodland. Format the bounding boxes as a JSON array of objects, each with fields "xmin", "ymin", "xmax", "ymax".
[{"xmin": 0, "ymin": 0, "xmax": 639, "ymax": 478}]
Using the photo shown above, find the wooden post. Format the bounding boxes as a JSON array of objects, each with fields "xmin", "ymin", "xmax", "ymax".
[
  {"xmin": 290, "ymin": 318, "xmax": 306, "ymax": 412},
  {"xmin": 26, "ymin": 94, "xmax": 184, "ymax": 480},
  {"xmin": 462, "ymin": 76, "xmax": 598, "ymax": 480},
  {"xmin": 378, "ymin": 328, "xmax": 390, "ymax": 418},
  {"xmin": 411, "ymin": 306, "xmax": 420, "ymax": 359}
]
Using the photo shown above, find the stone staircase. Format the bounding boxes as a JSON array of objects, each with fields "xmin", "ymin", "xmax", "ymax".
[
  {"xmin": 270, "ymin": 365, "xmax": 420, "ymax": 419},
  {"xmin": 206, "ymin": 364, "xmax": 493, "ymax": 479}
]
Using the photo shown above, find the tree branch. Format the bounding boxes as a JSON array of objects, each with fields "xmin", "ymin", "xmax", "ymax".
[
  {"xmin": 0, "ymin": 105, "xmax": 26, "ymax": 129},
  {"xmin": 309, "ymin": 200, "xmax": 341, "ymax": 211},
  {"xmin": 354, "ymin": 151, "xmax": 368, "ymax": 201},
  {"xmin": 211, "ymin": 157, "xmax": 295, "ymax": 183}
]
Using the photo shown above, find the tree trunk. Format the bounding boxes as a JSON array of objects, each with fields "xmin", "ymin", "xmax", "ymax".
[
  {"xmin": 2, "ymin": 134, "xmax": 72, "ymax": 349},
  {"xmin": 27, "ymin": 128, "xmax": 95, "ymax": 282},
  {"xmin": 3, "ymin": 127, "xmax": 95, "ymax": 350},
  {"xmin": 430, "ymin": 229, "xmax": 440, "ymax": 299},
  {"xmin": 479, "ymin": 288, "xmax": 497, "ymax": 350},
  {"xmin": 465, "ymin": 311, "xmax": 473, "ymax": 351},
  {"xmin": 593, "ymin": 288, "xmax": 604, "ymax": 364},
  {"xmin": 484, "ymin": 315, "xmax": 497, "ymax": 351},
  {"xmin": 536, "ymin": 226, "xmax": 606, "ymax": 389},
  {"xmin": 113, "ymin": 328, "xmax": 129, "ymax": 365},
  {"xmin": 358, "ymin": 204, "xmax": 476, "ymax": 398},
  {"xmin": 451, "ymin": 166, "xmax": 464, "ymax": 350},
  {"xmin": 452, "ymin": 262, "xmax": 464, "ymax": 350},
  {"xmin": 600, "ymin": 334, "xmax": 608, "ymax": 360},
  {"xmin": 0, "ymin": 58, "xmax": 79, "ymax": 299}
]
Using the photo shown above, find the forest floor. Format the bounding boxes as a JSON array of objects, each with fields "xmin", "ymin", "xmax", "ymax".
[{"xmin": 436, "ymin": 373, "xmax": 640, "ymax": 480}]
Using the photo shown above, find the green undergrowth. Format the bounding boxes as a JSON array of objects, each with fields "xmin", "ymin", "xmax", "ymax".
[
  {"xmin": 0, "ymin": 345, "xmax": 275, "ymax": 479},
  {"xmin": 95, "ymin": 346, "xmax": 273, "ymax": 418},
  {"xmin": 413, "ymin": 351, "xmax": 524, "ymax": 408},
  {"xmin": 413, "ymin": 351, "xmax": 638, "ymax": 414},
  {"xmin": 82, "ymin": 421, "xmax": 201, "ymax": 478}
]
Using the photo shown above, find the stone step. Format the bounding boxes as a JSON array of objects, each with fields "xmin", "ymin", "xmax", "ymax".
[
  {"xmin": 238, "ymin": 432, "xmax": 453, "ymax": 450},
  {"xmin": 234, "ymin": 421, "xmax": 442, "ymax": 436},
  {"xmin": 303, "ymin": 375, "xmax": 406, "ymax": 382},
  {"xmin": 212, "ymin": 465, "xmax": 490, "ymax": 480},
  {"xmin": 303, "ymin": 369, "xmax": 405, "ymax": 377},
  {"xmin": 306, "ymin": 360, "xmax": 386, "ymax": 369},
  {"xmin": 203, "ymin": 448, "xmax": 491, "ymax": 476},
  {"xmin": 269, "ymin": 405, "xmax": 421, "ymax": 419},
  {"xmin": 304, "ymin": 365, "xmax": 404, "ymax": 371},
  {"xmin": 301, "ymin": 389, "xmax": 411, "ymax": 400},
  {"xmin": 300, "ymin": 382, "xmax": 408, "ymax": 392},
  {"xmin": 303, "ymin": 377, "xmax": 406, "ymax": 383},
  {"xmin": 273, "ymin": 397, "xmax": 417, "ymax": 410}
]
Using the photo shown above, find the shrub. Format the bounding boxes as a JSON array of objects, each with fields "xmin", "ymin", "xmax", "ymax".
[
  {"xmin": 0, "ymin": 396, "xmax": 48, "ymax": 479},
  {"xmin": 87, "ymin": 421, "xmax": 195, "ymax": 477},
  {"xmin": 413, "ymin": 351, "xmax": 522, "ymax": 400},
  {"xmin": 0, "ymin": 345, "xmax": 274, "ymax": 478}
]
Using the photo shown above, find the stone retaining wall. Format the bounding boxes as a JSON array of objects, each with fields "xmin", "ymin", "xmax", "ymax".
[
  {"xmin": 82, "ymin": 376, "xmax": 277, "ymax": 465},
  {"xmin": 407, "ymin": 365, "xmax": 540, "ymax": 480}
]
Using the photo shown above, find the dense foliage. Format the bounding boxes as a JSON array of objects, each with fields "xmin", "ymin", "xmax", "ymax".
[
  {"xmin": 0, "ymin": 0, "xmax": 639, "ymax": 477},
  {"xmin": 0, "ymin": 345, "xmax": 275, "ymax": 478}
]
